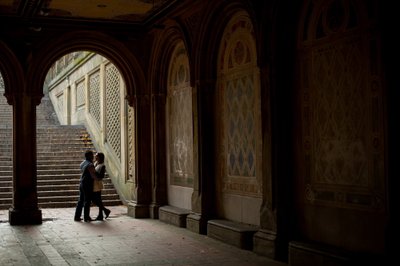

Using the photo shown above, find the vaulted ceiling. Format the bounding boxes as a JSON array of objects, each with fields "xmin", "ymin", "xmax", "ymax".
[
  {"xmin": 0, "ymin": 0, "xmax": 175, "ymax": 22},
  {"xmin": 0, "ymin": 0, "xmax": 178, "ymax": 40}
]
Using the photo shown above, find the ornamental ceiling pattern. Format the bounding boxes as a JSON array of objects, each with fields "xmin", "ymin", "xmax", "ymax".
[{"xmin": 0, "ymin": 0, "xmax": 173, "ymax": 22}]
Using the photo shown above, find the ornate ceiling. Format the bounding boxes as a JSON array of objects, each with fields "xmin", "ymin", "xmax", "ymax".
[{"xmin": 0, "ymin": 0, "xmax": 175, "ymax": 24}]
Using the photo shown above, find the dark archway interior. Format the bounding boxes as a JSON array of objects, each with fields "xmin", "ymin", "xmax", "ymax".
[{"xmin": 0, "ymin": 1, "xmax": 396, "ymax": 265}]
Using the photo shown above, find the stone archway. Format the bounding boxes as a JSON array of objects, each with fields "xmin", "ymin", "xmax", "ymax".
[
  {"xmin": 0, "ymin": 41, "xmax": 25, "ymax": 101},
  {"xmin": 28, "ymin": 31, "xmax": 145, "ymax": 102},
  {"xmin": 6, "ymin": 31, "xmax": 148, "ymax": 224}
]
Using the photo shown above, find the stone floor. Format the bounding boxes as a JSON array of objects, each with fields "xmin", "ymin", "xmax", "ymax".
[{"xmin": 0, "ymin": 205, "xmax": 287, "ymax": 266}]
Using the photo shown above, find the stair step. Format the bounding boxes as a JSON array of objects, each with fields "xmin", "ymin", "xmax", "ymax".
[
  {"xmin": 37, "ymin": 199, "xmax": 123, "ymax": 209},
  {"xmin": 37, "ymin": 151, "xmax": 94, "ymax": 157},
  {"xmin": 37, "ymin": 169, "xmax": 81, "ymax": 175},
  {"xmin": 0, "ymin": 176, "xmax": 12, "ymax": 181},
  {"xmin": 38, "ymin": 183, "xmax": 112, "ymax": 189},
  {"xmin": 0, "ymin": 187, "xmax": 12, "ymax": 192},
  {"xmin": 0, "ymin": 181, "xmax": 12, "ymax": 186},
  {"xmin": 38, "ymin": 194, "xmax": 120, "ymax": 202},
  {"xmin": 38, "ymin": 188, "xmax": 120, "ymax": 197},
  {"xmin": 0, "ymin": 191, "xmax": 12, "ymax": 198},
  {"xmin": 37, "ymin": 165, "xmax": 78, "ymax": 170},
  {"xmin": 37, "ymin": 178, "xmax": 114, "ymax": 185}
]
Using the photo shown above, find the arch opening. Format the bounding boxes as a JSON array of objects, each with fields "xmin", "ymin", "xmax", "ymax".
[
  {"xmin": 36, "ymin": 50, "xmax": 137, "ymax": 210},
  {"xmin": 0, "ymin": 72, "xmax": 13, "ymax": 210}
]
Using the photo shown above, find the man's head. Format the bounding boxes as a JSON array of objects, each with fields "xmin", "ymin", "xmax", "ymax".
[{"xmin": 84, "ymin": 150, "xmax": 94, "ymax": 161}]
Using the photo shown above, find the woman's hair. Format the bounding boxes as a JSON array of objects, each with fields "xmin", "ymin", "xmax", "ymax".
[{"xmin": 96, "ymin": 152, "xmax": 105, "ymax": 162}]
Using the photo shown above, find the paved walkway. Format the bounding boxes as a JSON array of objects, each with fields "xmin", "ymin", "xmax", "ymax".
[{"xmin": 0, "ymin": 206, "xmax": 287, "ymax": 266}]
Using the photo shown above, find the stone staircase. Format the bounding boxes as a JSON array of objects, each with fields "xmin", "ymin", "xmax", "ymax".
[{"xmin": 0, "ymin": 92, "xmax": 122, "ymax": 209}]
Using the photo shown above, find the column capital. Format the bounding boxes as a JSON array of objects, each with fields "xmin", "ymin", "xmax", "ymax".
[{"xmin": 4, "ymin": 91, "xmax": 44, "ymax": 106}]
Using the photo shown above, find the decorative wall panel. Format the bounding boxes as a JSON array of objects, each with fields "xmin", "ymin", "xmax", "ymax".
[
  {"xmin": 167, "ymin": 41, "xmax": 194, "ymax": 187},
  {"xmin": 216, "ymin": 12, "xmax": 262, "ymax": 198},
  {"xmin": 105, "ymin": 63, "xmax": 121, "ymax": 160},
  {"xmin": 57, "ymin": 93, "xmax": 64, "ymax": 114},
  {"xmin": 298, "ymin": 0, "xmax": 385, "ymax": 210},
  {"xmin": 76, "ymin": 80, "xmax": 85, "ymax": 108},
  {"xmin": 89, "ymin": 70, "xmax": 101, "ymax": 127},
  {"xmin": 128, "ymin": 105, "xmax": 136, "ymax": 183}
]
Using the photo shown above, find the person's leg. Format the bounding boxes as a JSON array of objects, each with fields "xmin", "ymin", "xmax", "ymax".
[
  {"xmin": 83, "ymin": 186, "xmax": 93, "ymax": 222},
  {"xmin": 92, "ymin": 192, "xmax": 104, "ymax": 220},
  {"xmin": 74, "ymin": 185, "xmax": 84, "ymax": 221},
  {"xmin": 99, "ymin": 191, "xmax": 111, "ymax": 219},
  {"xmin": 104, "ymin": 207, "xmax": 111, "ymax": 219}
]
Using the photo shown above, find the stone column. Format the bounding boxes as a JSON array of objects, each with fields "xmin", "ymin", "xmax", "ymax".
[
  {"xmin": 252, "ymin": 65, "xmax": 278, "ymax": 257},
  {"xmin": 186, "ymin": 79, "xmax": 215, "ymax": 234},
  {"xmin": 8, "ymin": 93, "xmax": 42, "ymax": 225},
  {"xmin": 127, "ymin": 94, "xmax": 152, "ymax": 218},
  {"xmin": 149, "ymin": 93, "xmax": 167, "ymax": 219}
]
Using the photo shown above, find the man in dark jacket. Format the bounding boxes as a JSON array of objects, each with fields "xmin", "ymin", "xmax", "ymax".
[{"xmin": 74, "ymin": 150, "xmax": 97, "ymax": 222}]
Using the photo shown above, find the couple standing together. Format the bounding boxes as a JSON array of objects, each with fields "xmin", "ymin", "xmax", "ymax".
[{"xmin": 74, "ymin": 150, "xmax": 111, "ymax": 222}]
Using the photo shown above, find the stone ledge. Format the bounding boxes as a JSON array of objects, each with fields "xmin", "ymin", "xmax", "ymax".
[
  {"xmin": 207, "ymin": 219, "xmax": 259, "ymax": 250},
  {"xmin": 253, "ymin": 229, "xmax": 277, "ymax": 258},
  {"xmin": 289, "ymin": 241, "xmax": 387, "ymax": 266},
  {"xmin": 186, "ymin": 213, "xmax": 207, "ymax": 234},
  {"xmin": 127, "ymin": 202, "xmax": 149, "ymax": 218},
  {"xmin": 289, "ymin": 241, "xmax": 350, "ymax": 266},
  {"xmin": 159, "ymin": 205, "xmax": 191, "ymax": 228}
]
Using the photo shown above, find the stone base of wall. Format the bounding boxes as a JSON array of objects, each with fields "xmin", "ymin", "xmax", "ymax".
[
  {"xmin": 289, "ymin": 241, "xmax": 387, "ymax": 265},
  {"xmin": 149, "ymin": 204, "xmax": 160, "ymax": 219},
  {"xmin": 159, "ymin": 205, "xmax": 191, "ymax": 227},
  {"xmin": 253, "ymin": 229, "xmax": 277, "ymax": 258},
  {"xmin": 127, "ymin": 201, "xmax": 149, "ymax": 218},
  {"xmin": 186, "ymin": 213, "xmax": 207, "ymax": 234},
  {"xmin": 207, "ymin": 219, "xmax": 259, "ymax": 250},
  {"xmin": 9, "ymin": 208, "xmax": 42, "ymax": 225},
  {"xmin": 289, "ymin": 241, "xmax": 350, "ymax": 266}
]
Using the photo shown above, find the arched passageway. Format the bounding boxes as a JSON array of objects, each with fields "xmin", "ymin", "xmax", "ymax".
[
  {"xmin": 1, "ymin": 31, "xmax": 148, "ymax": 225},
  {"xmin": 0, "ymin": 1, "xmax": 396, "ymax": 265},
  {"xmin": 41, "ymin": 51, "xmax": 134, "ymax": 210}
]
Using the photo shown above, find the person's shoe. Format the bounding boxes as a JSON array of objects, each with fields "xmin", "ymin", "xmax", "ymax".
[
  {"xmin": 104, "ymin": 209, "xmax": 111, "ymax": 219},
  {"xmin": 96, "ymin": 216, "xmax": 104, "ymax": 221},
  {"xmin": 74, "ymin": 217, "xmax": 82, "ymax": 222},
  {"xmin": 84, "ymin": 217, "xmax": 93, "ymax": 222}
]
